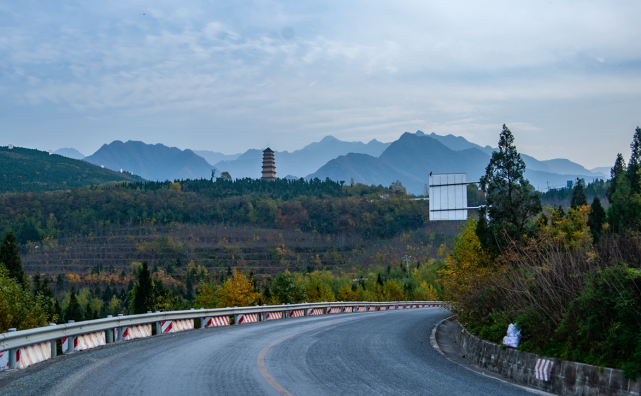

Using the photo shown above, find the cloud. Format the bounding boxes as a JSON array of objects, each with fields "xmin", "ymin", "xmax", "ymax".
[{"xmin": 0, "ymin": 0, "xmax": 640, "ymax": 168}]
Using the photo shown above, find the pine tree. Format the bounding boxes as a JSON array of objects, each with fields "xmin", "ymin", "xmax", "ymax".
[
  {"xmin": 628, "ymin": 126, "xmax": 641, "ymax": 194},
  {"xmin": 131, "ymin": 261, "xmax": 154, "ymax": 314},
  {"xmin": 477, "ymin": 125, "xmax": 542, "ymax": 253},
  {"xmin": 376, "ymin": 273, "xmax": 384, "ymax": 286},
  {"xmin": 606, "ymin": 153, "xmax": 626, "ymax": 203},
  {"xmin": 588, "ymin": 197, "xmax": 607, "ymax": 242},
  {"xmin": 85, "ymin": 301, "xmax": 94, "ymax": 321},
  {"xmin": 65, "ymin": 286, "xmax": 83, "ymax": 322},
  {"xmin": 56, "ymin": 273, "xmax": 64, "ymax": 291},
  {"xmin": 570, "ymin": 178, "xmax": 588, "ymax": 208},
  {"xmin": 0, "ymin": 230, "xmax": 25, "ymax": 285}
]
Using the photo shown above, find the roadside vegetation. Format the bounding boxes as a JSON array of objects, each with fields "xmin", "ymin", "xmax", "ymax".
[{"xmin": 441, "ymin": 125, "xmax": 641, "ymax": 379}]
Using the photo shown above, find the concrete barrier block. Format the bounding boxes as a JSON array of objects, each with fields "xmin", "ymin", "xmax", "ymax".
[
  {"xmin": 607, "ymin": 368, "xmax": 627, "ymax": 392},
  {"xmin": 629, "ymin": 377, "xmax": 641, "ymax": 394}
]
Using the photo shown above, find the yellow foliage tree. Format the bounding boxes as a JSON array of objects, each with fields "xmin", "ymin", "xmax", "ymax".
[
  {"xmin": 214, "ymin": 269, "xmax": 260, "ymax": 308},
  {"xmin": 438, "ymin": 217, "xmax": 498, "ymax": 309}
]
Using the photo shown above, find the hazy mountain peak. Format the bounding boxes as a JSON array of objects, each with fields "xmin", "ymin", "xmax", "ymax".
[
  {"xmin": 54, "ymin": 147, "xmax": 86, "ymax": 160},
  {"xmin": 84, "ymin": 140, "xmax": 217, "ymax": 182}
]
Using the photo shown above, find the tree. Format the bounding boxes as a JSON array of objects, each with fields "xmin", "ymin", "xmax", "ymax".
[
  {"xmin": 17, "ymin": 222, "xmax": 40, "ymax": 244},
  {"xmin": 270, "ymin": 272, "xmax": 304, "ymax": 304},
  {"xmin": 131, "ymin": 261, "xmax": 154, "ymax": 314},
  {"xmin": 477, "ymin": 125, "xmax": 542, "ymax": 254},
  {"xmin": 0, "ymin": 263, "xmax": 48, "ymax": 332},
  {"xmin": 570, "ymin": 178, "xmax": 588, "ymax": 209},
  {"xmin": 65, "ymin": 286, "xmax": 83, "ymax": 322},
  {"xmin": 628, "ymin": 127, "xmax": 641, "ymax": 194},
  {"xmin": 607, "ymin": 171, "xmax": 641, "ymax": 233},
  {"xmin": 606, "ymin": 154, "xmax": 626, "ymax": 203},
  {"xmin": 390, "ymin": 180, "xmax": 407, "ymax": 195},
  {"xmin": 0, "ymin": 230, "xmax": 24, "ymax": 285},
  {"xmin": 215, "ymin": 269, "xmax": 260, "ymax": 308},
  {"xmin": 587, "ymin": 197, "xmax": 606, "ymax": 241},
  {"xmin": 220, "ymin": 172, "xmax": 232, "ymax": 181}
]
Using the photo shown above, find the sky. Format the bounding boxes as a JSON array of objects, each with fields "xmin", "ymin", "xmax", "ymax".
[{"xmin": 1, "ymin": 0, "xmax": 640, "ymax": 169}]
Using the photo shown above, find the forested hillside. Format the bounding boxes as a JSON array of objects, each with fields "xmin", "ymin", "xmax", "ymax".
[
  {"xmin": 0, "ymin": 177, "xmax": 433, "ymax": 243},
  {"xmin": 0, "ymin": 146, "xmax": 143, "ymax": 193}
]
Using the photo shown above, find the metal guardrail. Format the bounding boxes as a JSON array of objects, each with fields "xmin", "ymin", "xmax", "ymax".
[{"xmin": 0, "ymin": 300, "xmax": 443, "ymax": 369}]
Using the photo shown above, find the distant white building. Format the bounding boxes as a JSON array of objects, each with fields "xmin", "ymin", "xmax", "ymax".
[
  {"xmin": 49, "ymin": 150, "xmax": 52, "ymax": 155},
  {"xmin": 8, "ymin": 144, "xmax": 13, "ymax": 149}
]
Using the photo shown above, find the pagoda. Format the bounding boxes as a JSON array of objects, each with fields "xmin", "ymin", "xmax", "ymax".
[{"xmin": 261, "ymin": 148, "xmax": 276, "ymax": 181}]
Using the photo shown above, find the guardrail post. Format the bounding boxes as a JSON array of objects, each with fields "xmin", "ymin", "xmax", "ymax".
[
  {"xmin": 106, "ymin": 315, "xmax": 114, "ymax": 343},
  {"xmin": 117, "ymin": 314, "xmax": 124, "ymax": 341},
  {"xmin": 283, "ymin": 304, "xmax": 289, "ymax": 318},
  {"xmin": 155, "ymin": 311, "xmax": 161, "ymax": 336},
  {"xmin": 199, "ymin": 308, "xmax": 207, "ymax": 329},
  {"xmin": 49, "ymin": 323, "xmax": 57, "ymax": 357},
  {"xmin": 8, "ymin": 328, "xmax": 17, "ymax": 369},
  {"xmin": 67, "ymin": 320, "xmax": 76, "ymax": 352},
  {"xmin": 234, "ymin": 307, "xmax": 239, "ymax": 325}
]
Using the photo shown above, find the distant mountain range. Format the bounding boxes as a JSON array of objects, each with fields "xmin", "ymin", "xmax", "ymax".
[
  {"xmin": 0, "ymin": 146, "xmax": 141, "ymax": 193},
  {"xmin": 54, "ymin": 147, "xmax": 86, "ymax": 160},
  {"xmin": 213, "ymin": 136, "xmax": 390, "ymax": 179},
  {"xmin": 84, "ymin": 141, "xmax": 218, "ymax": 182},
  {"xmin": 56, "ymin": 132, "xmax": 609, "ymax": 194},
  {"xmin": 308, "ymin": 131, "xmax": 608, "ymax": 194}
]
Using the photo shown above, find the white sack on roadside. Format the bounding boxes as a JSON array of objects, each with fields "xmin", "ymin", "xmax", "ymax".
[{"xmin": 502, "ymin": 323, "xmax": 521, "ymax": 348}]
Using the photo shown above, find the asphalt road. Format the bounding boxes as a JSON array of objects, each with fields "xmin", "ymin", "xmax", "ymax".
[{"xmin": 0, "ymin": 308, "xmax": 538, "ymax": 396}]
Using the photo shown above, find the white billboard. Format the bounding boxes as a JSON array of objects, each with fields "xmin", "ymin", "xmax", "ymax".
[{"xmin": 429, "ymin": 173, "xmax": 468, "ymax": 221}]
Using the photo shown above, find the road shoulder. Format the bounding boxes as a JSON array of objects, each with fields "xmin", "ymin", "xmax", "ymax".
[{"xmin": 432, "ymin": 318, "xmax": 553, "ymax": 396}]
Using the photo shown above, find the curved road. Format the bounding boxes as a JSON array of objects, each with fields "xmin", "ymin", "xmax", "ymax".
[{"xmin": 0, "ymin": 309, "xmax": 537, "ymax": 395}]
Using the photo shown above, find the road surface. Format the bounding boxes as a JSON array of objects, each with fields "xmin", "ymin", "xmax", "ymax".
[{"xmin": 0, "ymin": 308, "xmax": 539, "ymax": 395}]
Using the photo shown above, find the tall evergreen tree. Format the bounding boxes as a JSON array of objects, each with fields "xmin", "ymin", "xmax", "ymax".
[
  {"xmin": 606, "ymin": 153, "xmax": 627, "ymax": 203},
  {"xmin": 65, "ymin": 286, "xmax": 83, "ymax": 322},
  {"xmin": 131, "ymin": 261, "xmax": 154, "ymax": 314},
  {"xmin": 587, "ymin": 197, "xmax": 607, "ymax": 242},
  {"xmin": 628, "ymin": 126, "xmax": 641, "ymax": 194},
  {"xmin": 607, "ymin": 170, "xmax": 641, "ymax": 233},
  {"xmin": 570, "ymin": 178, "xmax": 588, "ymax": 208},
  {"xmin": 0, "ymin": 230, "xmax": 25, "ymax": 285},
  {"xmin": 85, "ymin": 301, "xmax": 94, "ymax": 321},
  {"xmin": 476, "ymin": 125, "xmax": 542, "ymax": 254}
]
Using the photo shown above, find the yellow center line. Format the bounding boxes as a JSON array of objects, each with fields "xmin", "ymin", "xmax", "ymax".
[{"xmin": 256, "ymin": 321, "xmax": 346, "ymax": 396}]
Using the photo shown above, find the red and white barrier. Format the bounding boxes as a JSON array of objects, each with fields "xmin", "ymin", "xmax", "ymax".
[
  {"xmin": 379, "ymin": 306, "xmax": 387, "ymax": 311},
  {"xmin": 290, "ymin": 309, "xmax": 305, "ymax": 318},
  {"xmin": 411, "ymin": 304, "xmax": 417, "ymax": 308},
  {"xmin": 0, "ymin": 342, "xmax": 52, "ymax": 370},
  {"xmin": 0, "ymin": 351, "xmax": 7, "ymax": 371},
  {"xmin": 357, "ymin": 306, "xmax": 366, "ymax": 312},
  {"xmin": 122, "ymin": 324, "xmax": 152, "ymax": 340},
  {"xmin": 264, "ymin": 312, "xmax": 283, "ymax": 321},
  {"xmin": 161, "ymin": 319, "xmax": 194, "ymax": 334},
  {"xmin": 16, "ymin": 342, "xmax": 51, "ymax": 369},
  {"xmin": 343, "ymin": 307, "xmax": 353, "ymax": 313},
  {"xmin": 388, "ymin": 305, "xmax": 395, "ymax": 310},
  {"xmin": 535, "ymin": 358, "xmax": 554, "ymax": 382},
  {"xmin": 307, "ymin": 308, "xmax": 324, "ymax": 316},
  {"xmin": 236, "ymin": 313, "xmax": 258, "ymax": 325},
  {"xmin": 327, "ymin": 307, "xmax": 341, "ymax": 314},
  {"xmin": 62, "ymin": 331, "xmax": 106, "ymax": 353},
  {"xmin": 368, "ymin": 306, "xmax": 376, "ymax": 311},
  {"xmin": 397, "ymin": 305, "xmax": 404, "ymax": 310},
  {"xmin": 204, "ymin": 316, "xmax": 230, "ymax": 327}
]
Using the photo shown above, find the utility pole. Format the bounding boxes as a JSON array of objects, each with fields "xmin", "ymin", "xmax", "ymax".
[{"xmin": 403, "ymin": 255, "xmax": 411, "ymax": 278}]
